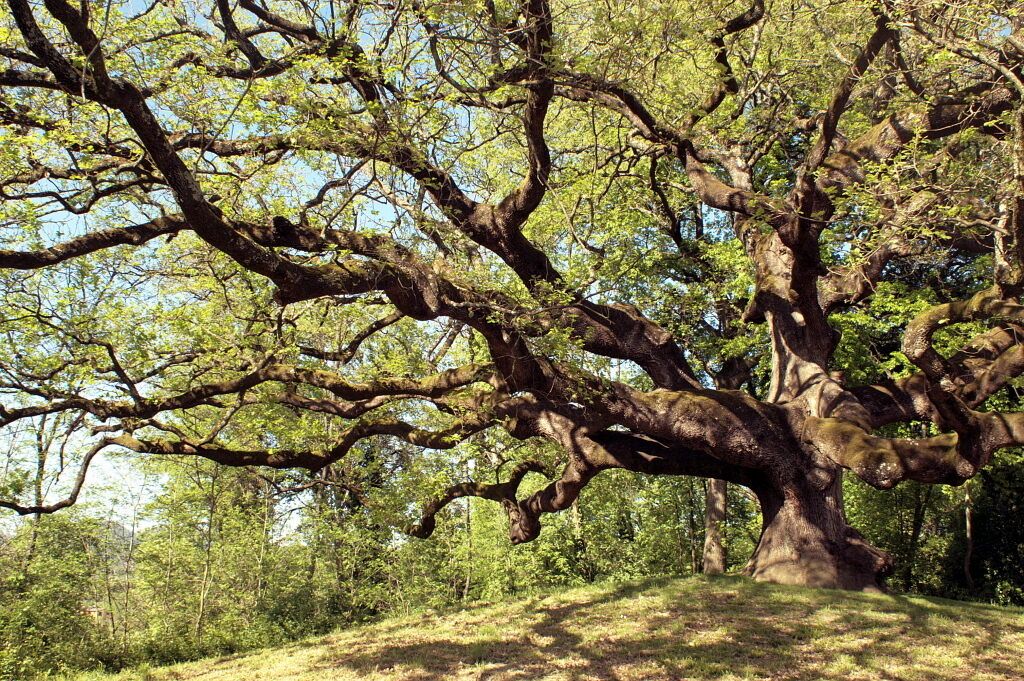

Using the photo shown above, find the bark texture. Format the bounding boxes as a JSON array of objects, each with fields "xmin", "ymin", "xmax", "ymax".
[
  {"xmin": 746, "ymin": 474, "xmax": 892, "ymax": 591},
  {"xmin": 703, "ymin": 479, "xmax": 728, "ymax": 575}
]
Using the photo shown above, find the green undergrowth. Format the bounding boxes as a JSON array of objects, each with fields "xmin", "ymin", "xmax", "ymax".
[{"xmin": 67, "ymin": 575, "xmax": 1024, "ymax": 681}]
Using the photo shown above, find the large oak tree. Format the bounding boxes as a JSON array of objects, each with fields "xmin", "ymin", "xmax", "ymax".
[{"xmin": 2, "ymin": 0, "xmax": 1023, "ymax": 590}]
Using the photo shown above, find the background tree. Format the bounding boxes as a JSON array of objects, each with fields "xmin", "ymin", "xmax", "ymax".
[
  {"xmin": 2, "ymin": 0, "xmax": 1024, "ymax": 595},
  {"xmin": 0, "ymin": 512, "xmax": 107, "ymax": 677}
]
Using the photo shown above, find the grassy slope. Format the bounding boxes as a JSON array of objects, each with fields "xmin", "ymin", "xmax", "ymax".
[{"xmin": 75, "ymin": 576, "xmax": 1024, "ymax": 681}]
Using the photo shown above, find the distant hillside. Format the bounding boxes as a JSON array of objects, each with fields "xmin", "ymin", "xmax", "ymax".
[{"xmin": 72, "ymin": 576, "xmax": 1024, "ymax": 681}]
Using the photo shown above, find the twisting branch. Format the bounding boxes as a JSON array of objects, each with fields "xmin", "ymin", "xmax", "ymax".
[
  {"xmin": 406, "ymin": 460, "xmax": 551, "ymax": 538},
  {"xmin": 686, "ymin": 0, "xmax": 766, "ymax": 127},
  {"xmin": 802, "ymin": 12, "xmax": 896, "ymax": 175},
  {"xmin": 903, "ymin": 286, "xmax": 1024, "ymax": 387},
  {"xmin": 109, "ymin": 407, "xmax": 506, "ymax": 473},
  {"xmin": 216, "ymin": 0, "xmax": 267, "ymax": 70},
  {"xmin": 0, "ymin": 439, "xmax": 110, "ymax": 515},
  {"xmin": 4, "ymin": 0, "xmax": 1024, "ymax": 592},
  {"xmin": 299, "ymin": 310, "xmax": 405, "ymax": 363}
]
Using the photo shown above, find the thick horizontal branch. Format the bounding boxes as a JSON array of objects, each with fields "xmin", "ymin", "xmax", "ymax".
[
  {"xmin": 0, "ymin": 363, "xmax": 498, "ymax": 428},
  {"xmin": 0, "ymin": 217, "xmax": 184, "ymax": 269},
  {"xmin": 806, "ymin": 406, "xmax": 1024, "ymax": 490},
  {"xmin": 109, "ymin": 409, "xmax": 503, "ymax": 472},
  {"xmin": 805, "ymin": 417, "xmax": 971, "ymax": 488}
]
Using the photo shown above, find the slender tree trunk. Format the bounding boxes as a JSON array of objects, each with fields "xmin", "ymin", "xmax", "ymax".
[
  {"xmin": 255, "ymin": 488, "xmax": 272, "ymax": 611},
  {"xmin": 28, "ymin": 424, "xmax": 47, "ymax": 560},
  {"xmin": 462, "ymin": 498, "xmax": 472, "ymax": 601},
  {"xmin": 121, "ymin": 508, "xmax": 139, "ymax": 656},
  {"xmin": 963, "ymin": 488, "xmax": 975, "ymax": 591},
  {"xmin": 569, "ymin": 499, "xmax": 592, "ymax": 581},
  {"xmin": 745, "ymin": 470, "xmax": 892, "ymax": 591},
  {"xmin": 701, "ymin": 367, "xmax": 746, "ymax": 576},
  {"xmin": 703, "ymin": 478, "xmax": 727, "ymax": 574},
  {"xmin": 686, "ymin": 477, "xmax": 699, "ymax": 574},
  {"xmin": 195, "ymin": 557, "xmax": 211, "ymax": 643},
  {"xmin": 103, "ymin": 558, "xmax": 117, "ymax": 637},
  {"xmin": 900, "ymin": 484, "xmax": 932, "ymax": 588},
  {"xmin": 672, "ymin": 487, "xmax": 687, "ymax": 574},
  {"xmin": 195, "ymin": 476, "xmax": 217, "ymax": 645}
]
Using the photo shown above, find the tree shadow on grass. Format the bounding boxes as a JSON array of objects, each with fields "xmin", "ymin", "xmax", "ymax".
[
  {"xmin": 310, "ymin": 580, "xmax": 651, "ymax": 680},
  {"xmin": 309, "ymin": 576, "xmax": 1024, "ymax": 680}
]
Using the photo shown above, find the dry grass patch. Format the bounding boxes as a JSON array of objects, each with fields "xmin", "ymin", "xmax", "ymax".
[{"xmin": 71, "ymin": 575, "xmax": 1024, "ymax": 681}]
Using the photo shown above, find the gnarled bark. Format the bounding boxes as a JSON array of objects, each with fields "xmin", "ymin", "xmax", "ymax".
[{"xmin": 746, "ymin": 472, "xmax": 892, "ymax": 591}]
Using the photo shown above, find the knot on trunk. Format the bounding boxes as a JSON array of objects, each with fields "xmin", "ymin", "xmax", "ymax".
[{"xmin": 841, "ymin": 525, "xmax": 894, "ymax": 582}]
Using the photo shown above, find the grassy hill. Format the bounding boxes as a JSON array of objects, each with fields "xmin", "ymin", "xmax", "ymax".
[{"xmin": 73, "ymin": 575, "xmax": 1024, "ymax": 681}]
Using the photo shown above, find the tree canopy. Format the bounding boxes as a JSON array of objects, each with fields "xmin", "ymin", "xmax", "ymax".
[{"xmin": 1, "ymin": 0, "xmax": 1023, "ymax": 591}]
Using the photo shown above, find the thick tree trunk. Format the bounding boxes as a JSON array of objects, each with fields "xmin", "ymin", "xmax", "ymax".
[
  {"xmin": 702, "ymin": 478, "xmax": 727, "ymax": 574},
  {"xmin": 745, "ymin": 473, "xmax": 892, "ymax": 591}
]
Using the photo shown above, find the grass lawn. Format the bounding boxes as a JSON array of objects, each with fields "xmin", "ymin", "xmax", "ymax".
[{"xmin": 71, "ymin": 575, "xmax": 1024, "ymax": 681}]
